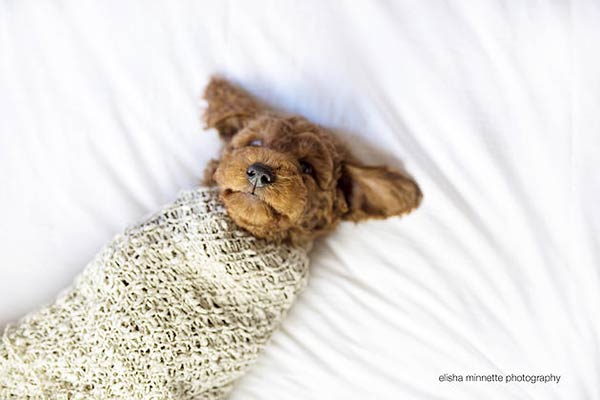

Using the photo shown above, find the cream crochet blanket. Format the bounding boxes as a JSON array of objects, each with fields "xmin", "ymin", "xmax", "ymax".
[{"xmin": 0, "ymin": 188, "xmax": 310, "ymax": 399}]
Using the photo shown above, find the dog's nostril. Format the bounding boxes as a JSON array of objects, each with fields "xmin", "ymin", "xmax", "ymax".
[{"xmin": 246, "ymin": 163, "xmax": 275, "ymax": 188}]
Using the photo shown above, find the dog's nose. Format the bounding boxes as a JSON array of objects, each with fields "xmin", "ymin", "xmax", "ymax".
[{"xmin": 246, "ymin": 163, "xmax": 275, "ymax": 187}]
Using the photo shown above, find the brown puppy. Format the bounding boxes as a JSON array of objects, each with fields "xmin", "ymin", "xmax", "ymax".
[{"xmin": 203, "ymin": 77, "xmax": 422, "ymax": 244}]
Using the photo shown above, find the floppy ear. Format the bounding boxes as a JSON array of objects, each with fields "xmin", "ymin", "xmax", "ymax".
[
  {"xmin": 339, "ymin": 163, "xmax": 422, "ymax": 222},
  {"xmin": 203, "ymin": 77, "xmax": 263, "ymax": 141}
]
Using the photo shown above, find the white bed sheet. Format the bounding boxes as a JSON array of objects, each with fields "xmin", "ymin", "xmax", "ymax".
[{"xmin": 1, "ymin": 1, "xmax": 599, "ymax": 399}]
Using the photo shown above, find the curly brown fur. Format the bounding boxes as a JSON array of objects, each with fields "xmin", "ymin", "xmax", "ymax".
[{"xmin": 202, "ymin": 77, "xmax": 422, "ymax": 244}]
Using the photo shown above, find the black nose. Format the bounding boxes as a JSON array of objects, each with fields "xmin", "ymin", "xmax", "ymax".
[{"xmin": 246, "ymin": 163, "xmax": 275, "ymax": 187}]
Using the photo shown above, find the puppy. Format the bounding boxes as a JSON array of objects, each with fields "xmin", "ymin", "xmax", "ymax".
[
  {"xmin": 203, "ymin": 77, "xmax": 422, "ymax": 243},
  {"xmin": 0, "ymin": 77, "xmax": 421, "ymax": 400}
]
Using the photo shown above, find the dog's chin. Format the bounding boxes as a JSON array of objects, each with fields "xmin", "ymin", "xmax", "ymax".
[{"xmin": 219, "ymin": 189, "xmax": 293, "ymax": 238}]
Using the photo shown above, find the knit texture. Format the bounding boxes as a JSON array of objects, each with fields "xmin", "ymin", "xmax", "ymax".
[{"xmin": 0, "ymin": 187, "xmax": 310, "ymax": 399}]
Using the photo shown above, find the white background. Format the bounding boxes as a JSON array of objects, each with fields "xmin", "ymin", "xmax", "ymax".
[{"xmin": 0, "ymin": 1, "xmax": 599, "ymax": 399}]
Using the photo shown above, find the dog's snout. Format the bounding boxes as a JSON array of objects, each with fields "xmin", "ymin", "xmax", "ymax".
[{"xmin": 246, "ymin": 163, "xmax": 275, "ymax": 187}]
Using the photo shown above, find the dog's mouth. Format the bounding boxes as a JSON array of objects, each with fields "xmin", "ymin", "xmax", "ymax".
[
  {"xmin": 219, "ymin": 188, "xmax": 291, "ymax": 228},
  {"xmin": 222, "ymin": 187, "xmax": 268, "ymax": 203},
  {"xmin": 221, "ymin": 188, "xmax": 268, "ymax": 207}
]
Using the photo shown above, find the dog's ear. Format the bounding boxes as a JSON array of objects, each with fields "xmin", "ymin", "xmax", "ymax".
[
  {"xmin": 203, "ymin": 77, "xmax": 264, "ymax": 141},
  {"xmin": 339, "ymin": 163, "xmax": 422, "ymax": 222}
]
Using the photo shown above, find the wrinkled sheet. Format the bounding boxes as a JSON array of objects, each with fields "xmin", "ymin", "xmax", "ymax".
[{"xmin": 0, "ymin": 1, "xmax": 598, "ymax": 399}]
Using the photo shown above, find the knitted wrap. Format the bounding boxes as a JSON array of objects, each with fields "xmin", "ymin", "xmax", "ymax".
[{"xmin": 0, "ymin": 188, "xmax": 310, "ymax": 399}]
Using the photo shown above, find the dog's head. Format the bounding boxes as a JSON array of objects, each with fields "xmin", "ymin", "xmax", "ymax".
[{"xmin": 203, "ymin": 77, "xmax": 422, "ymax": 243}]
